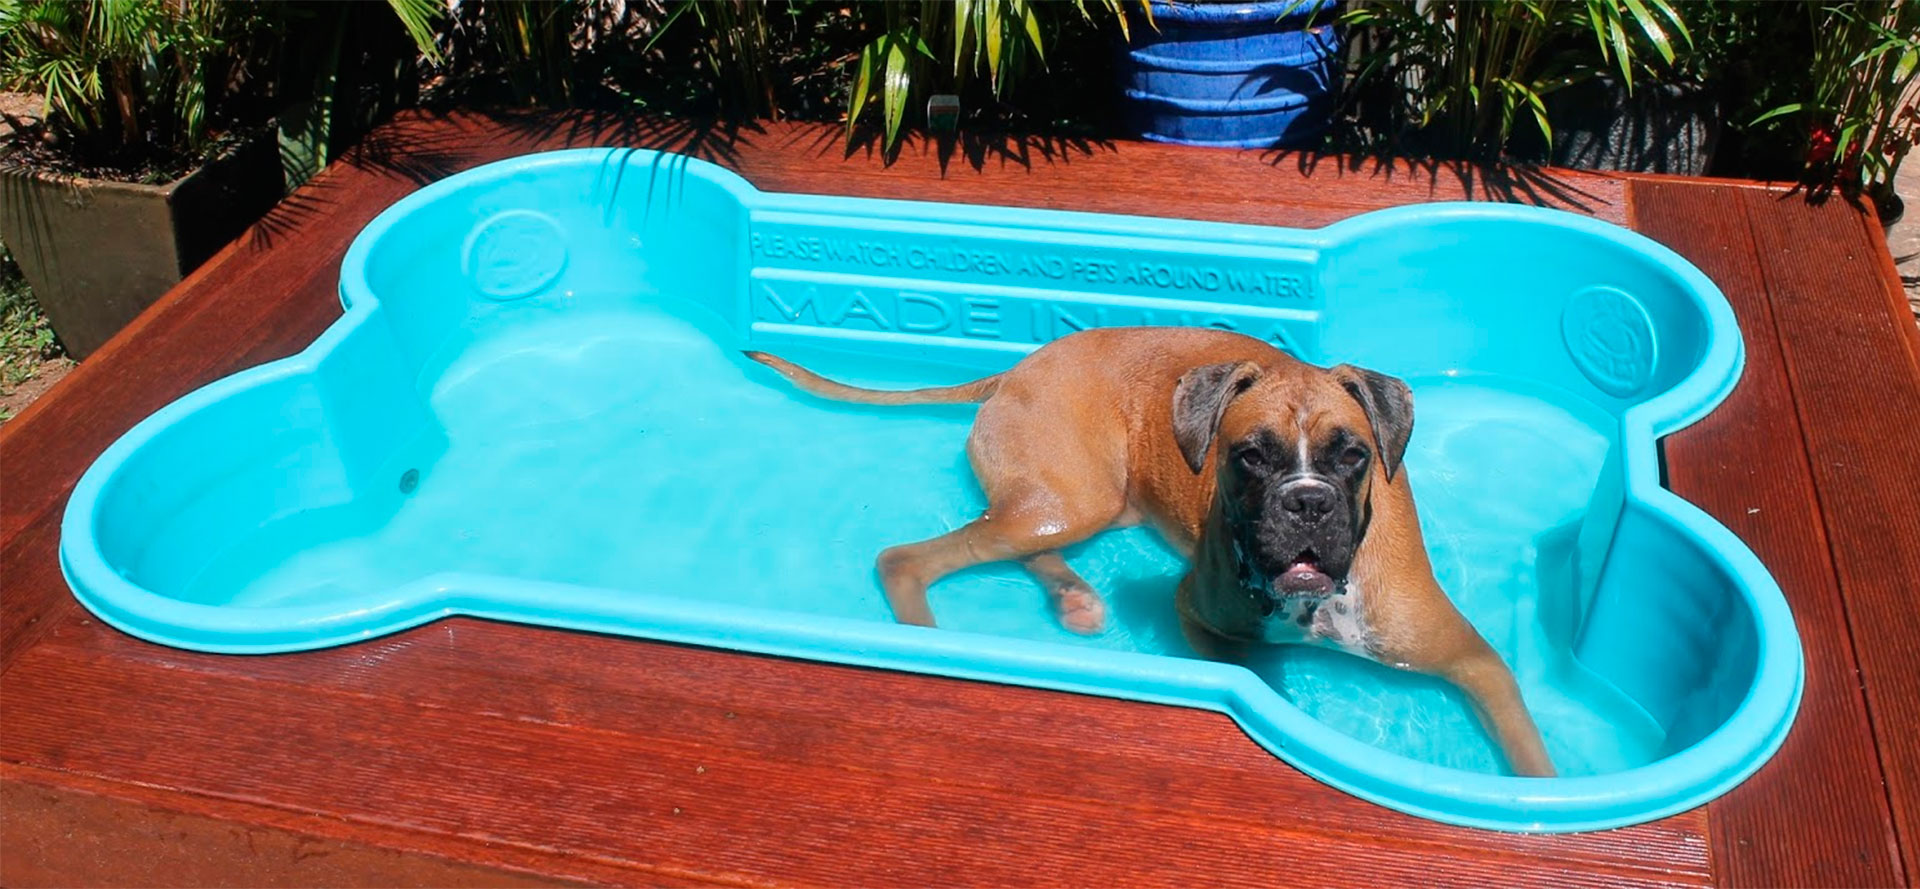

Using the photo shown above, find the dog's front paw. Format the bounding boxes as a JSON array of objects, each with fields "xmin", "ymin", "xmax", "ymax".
[{"xmin": 1056, "ymin": 585, "xmax": 1108, "ymax": 635}]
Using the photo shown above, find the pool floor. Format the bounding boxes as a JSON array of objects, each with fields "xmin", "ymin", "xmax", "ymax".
[{"xmin": 187, "ymin": 292, "xmax": 1663, "ymax": 777}]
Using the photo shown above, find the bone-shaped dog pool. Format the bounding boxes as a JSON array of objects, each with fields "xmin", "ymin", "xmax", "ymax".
[{"xmin": 62, "ymin": 149, "xmax": 1801, "ymax": 832}]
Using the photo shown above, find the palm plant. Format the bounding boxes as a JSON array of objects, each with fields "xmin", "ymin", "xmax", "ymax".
[
  {"xmin": 1752, "ymin": 0, "xmax": 1920, "ymax": 192},
  {"xmin": 267, "ymin": 0, "xmax": 446, "ymax": 185},
  {"xmin": 0, "ymin": 0, "xmax": 445, "ymax": 184},
  {"xmin": 1331, "ymin": 0, "xmax": 1689, "ymax": 159},
  {"xmin": 653, "ymin": 0, "xmax": 1143, "ymax": 152},
  {"xmin": 0, "ymin": 0, "xmax": 253, "ymax": 174},
  {"xmin": 687, "ymin": 0, "xmax": 785, "ymax": 118},
  {"xmin": 845, "ymin": 0, "xmax": 1147, "ymax": 151},
  {"xmin": 440, "ymin": 0, "xmax": 592, "ymax": 108}
]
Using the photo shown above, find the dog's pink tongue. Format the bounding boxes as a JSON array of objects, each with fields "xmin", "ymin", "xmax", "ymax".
[{"xmin": 1278, "ymin": 561, "xmax": 1335, "ymax": 596}]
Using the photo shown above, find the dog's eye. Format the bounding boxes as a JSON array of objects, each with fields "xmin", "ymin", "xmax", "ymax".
[
  {"xmin": 1339, "ymin": 446, "xmax": 1369, "ymax": 468},
  {"xmin": 1233, "ymin": 446, "xmax": 1267, "ymax": 470}
]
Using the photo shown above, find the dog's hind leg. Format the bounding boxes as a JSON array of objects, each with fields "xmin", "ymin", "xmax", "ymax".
[
  {"xmin": 1021, "ymin": 551, "xmax": 1106, "ymax": 635},
  {"xmin": 876, "ymin": 487, "xmax": 1121, "ymax": 630}
]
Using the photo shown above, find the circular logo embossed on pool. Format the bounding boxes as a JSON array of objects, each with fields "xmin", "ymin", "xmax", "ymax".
[
  {"xmin": 463, "ymin": 211, "xmax": 568, "ymax": 300},
  {"xmin": 1562, "ymin": 286, "xmax": 1658, "ymax": 398}
]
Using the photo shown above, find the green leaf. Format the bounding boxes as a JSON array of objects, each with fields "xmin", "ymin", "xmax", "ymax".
[
  {"xmin": 1620, "ymin": 0, "xmax": 1674, "ymax": 65},
  {"xmin": 1851, "ymin": 42, "xmax": 1900, "ymax": 67},
  {"xmin": 384, "ymin": 0, "xmax": 444, "ymax": 64},
  {"xmin": 984, "ymin": 0, "xmax": 1004, "ymax": 91},
  {"xmin": 1646, "ymin": 0, "xmax": 1690, "ymax": 48},
  {"xmin": 1106, "ymin": 0, "xmax": 1132, "ymax": 43},
  {"xmin": 1021, "ymin": 1, "xmax": 1045, "ymax": 66},
  {"xmin": 641, "ymin": 2, "xmax": 694, "ymax": 54},
  {"xmin": 1608, "ymin": 16, "xmax": 1634, "ymax": 89},
  {"xmin": 1898, "ymin": 47, "xmax": 1918, "ymax": 84},
  {"xmin": 847, "ymin": 40, "xmax": 876, "ymax": 141},
  {"xmin": 1586, "ymin": 2, "xmax": 1611, "ymax": 63},
  {"xmin": 952, "ymin": 0, "xmax": 973, "ymax": 75},
  {"xmin": 1517, "ymin": 81, "xmax": 1552, "ymax": 146},
  {"xmin": 1832, "ymin": 124, "xmax": 1855, "ymax": 166},
  {"xmin": 883, "ymin": 33, "xmax": 911, "ymax": 150},
  {"xmin": 1749, "ymin": 103, "xmax": 1804, "ymax": 127}
]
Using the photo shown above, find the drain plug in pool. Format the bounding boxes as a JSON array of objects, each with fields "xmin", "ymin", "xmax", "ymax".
[{"xmin": 398, "ymin": 469, "xmax": 420, "ymax": 494}]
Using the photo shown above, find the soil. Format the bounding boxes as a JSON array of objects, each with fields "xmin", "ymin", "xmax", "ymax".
[
  {"xmin": 0, "ymin": 91, "xmax": 39, "ymax": 133},
  {"xmin": 0, "ymin": 90, "xmax": 259, "ymax": 185},
  {"xmin": 0, "ymin": 356, "xmax": 73, "ymax": 426}
]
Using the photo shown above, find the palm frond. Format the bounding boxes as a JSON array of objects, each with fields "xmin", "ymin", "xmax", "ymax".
[{"xmin": 386, "ymin": 0, "xmax": 446, "ymax": 63}]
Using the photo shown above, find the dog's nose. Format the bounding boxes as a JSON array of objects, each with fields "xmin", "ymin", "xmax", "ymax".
[{"xmin": 1279, "ymin": 480, "xmax": 1336, "ymax": 520}]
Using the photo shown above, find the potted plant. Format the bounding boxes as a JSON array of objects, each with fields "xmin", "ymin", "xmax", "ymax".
[
  {"xmin": 1326, "ymin": 0, "xmax": 1691, "ymax": 164},
  {"xmin": 1544, "ymin": 0, "xmax": 1712, "ymax": 177},
  {"xmin": 1541, "ymin": 0, "xmax": 1713, "ymax": 175},
  {"xmin": 1114, "ymin": 0, "xmax": 1341, "ymax": 149},
  {"xmin": 841, "ymin": 0, "xmax": 1145, "ymax": 153},
  {"xmin": 0, "ymin": 0, "xmax": 286, "ymax": 358},
  {"xmin": 1750, "ymin": 0, "xmax": 1919, "ymax": 230}
]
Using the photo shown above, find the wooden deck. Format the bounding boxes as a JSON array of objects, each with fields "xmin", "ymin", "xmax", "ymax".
[{"xmin": 3, "ymin": 112, "xmax": 1917, "ymax": 888}]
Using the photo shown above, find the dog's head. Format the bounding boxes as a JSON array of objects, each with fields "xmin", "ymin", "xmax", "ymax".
[{"xmin": 1173, "ymin": 360, "xmax": 1413, "ymax": 622}]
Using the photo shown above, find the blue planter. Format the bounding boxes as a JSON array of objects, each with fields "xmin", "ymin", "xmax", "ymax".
[{"xmin": 1119, "ymin": 0, "xmax": 1341, "ymax": 149}]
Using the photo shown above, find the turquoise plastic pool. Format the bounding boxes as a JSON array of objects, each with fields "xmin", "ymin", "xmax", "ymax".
[{"xmin": 61, "ymin": 148, "xmax": 1802, "ymax": 832}]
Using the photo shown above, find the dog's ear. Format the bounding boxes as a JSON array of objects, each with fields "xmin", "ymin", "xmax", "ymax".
[
  {"xmin": 1332, "ymin": 365, "xmax": 1414, "ymax": 481},
  {"xmin": 1172, "ymin": 361, "xmax": 1262, "ymax": 474}
]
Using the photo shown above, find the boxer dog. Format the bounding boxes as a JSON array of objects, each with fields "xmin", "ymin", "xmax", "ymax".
[{"xmin": 746, "ymin": 327, "xmax": 1555, "ymax": 776}]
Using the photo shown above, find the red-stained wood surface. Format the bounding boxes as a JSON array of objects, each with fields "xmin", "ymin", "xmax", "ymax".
[
  {"xmin": 1736, "ymin": 188, "xmax": 1920, "ymax": 884},
  {"xmin": 0, "ymin": 112, "xmax": 1908, "ymax": 887},
  {"xmin": 1633, "ymin": 181, "xmax": 1903, "ymax": 887}
]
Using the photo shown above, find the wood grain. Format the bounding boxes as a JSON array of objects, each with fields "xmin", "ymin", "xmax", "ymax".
[
  {"xmin": 4, "ymin": 616, "xmax": 1711, "ymax": 888},
  {"xmin": 1632, "ymin": 180, "xmax": 1903, "ymax": 887},
  {"xmin": 1741, "ymin": 187, "xmax": 1920, "ymax": 884},
  {"xmin": 0, "ymin": 111, "xmax": 1907, "ymax": 887},
  {"xmin": 0, "ymin": 764, "xmax": 590, "ymax": 889}
]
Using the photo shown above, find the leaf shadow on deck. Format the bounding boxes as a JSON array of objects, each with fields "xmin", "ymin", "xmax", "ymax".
[
  {"xmin": 1268, "ymin": 148, "xmax": 1621, "ymax": 216},
  {"xmin": 819, "ymin": 126, "xmax": 1121, "ymax": 178},
  {"xmin": 482, "ymin": 109, "xmax": 766, "ymax": 170},
  {"xmin": 241, "ymin": 110, "xmax": 1645, "ymax": 253},
  {"xmin": 247, "ymin": 114, "xmax": 482, "ymax": 251},
  {"xmin": 246, "ymin": 169, "xmax": 350, "ymax": 252},
  {"xmin": 476, "ymin": 108, "xmax": 1124, "ymax": 177}
]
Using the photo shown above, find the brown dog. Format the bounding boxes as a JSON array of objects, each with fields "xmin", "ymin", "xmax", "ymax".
[{"xmin": 747, "ymin": 327, "xmax": 1555, "ymax": 777}]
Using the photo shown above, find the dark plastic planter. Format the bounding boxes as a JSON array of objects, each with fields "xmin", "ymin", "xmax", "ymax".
[
  {"xmin": 1873, "ymin": 185, "xmax": 1904, "ymax": 233},
  {"xmin": 0, "ymin": 136, "xmax": 283, "ymax": 357},
  {"xmin": 1547, "ymin": 78, "xmax": 1720, "ymax": 177},
  {"xmin": 1118, "ymin": 0, "xmax": 1341, "ymax": 149}
]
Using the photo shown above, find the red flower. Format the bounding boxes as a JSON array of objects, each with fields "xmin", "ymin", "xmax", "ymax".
[{"xmin": 1807, "ymin": 124, "xmax": 1837, "ymax": 167}]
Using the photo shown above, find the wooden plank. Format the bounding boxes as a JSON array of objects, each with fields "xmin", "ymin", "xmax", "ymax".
[
  {"xmin": 3, "ymin": 617, "xmax": 1711, "ymax": 888},
  {"xmin": 1632, "ymin": 180, "xmax": 1903, "ymax": 887},
  {"xmin": 1854, "ymin": 192, "xmax": 1920, "ymax": 360},
  {"xmin": 1743, "ymin": 187, "xmax": 1920, "ymax": 883},
  {"xmin": 0, "ymin": 764, "xmax": 594, "ymax": 889}
]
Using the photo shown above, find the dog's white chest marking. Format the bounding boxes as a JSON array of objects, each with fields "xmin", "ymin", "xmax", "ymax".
[
  {"xmin": 1313, "ymin": 582, "xmax": 1374, "ymax": 654},
  {"xmin": 1261, "ymin": 583, "xmax": 1375, "ymax": 655}
]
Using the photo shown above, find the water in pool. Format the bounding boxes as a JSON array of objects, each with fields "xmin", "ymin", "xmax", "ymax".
[{"xmin": 195, "ymin": 291, "xmax": 1663, "ymax": 776}]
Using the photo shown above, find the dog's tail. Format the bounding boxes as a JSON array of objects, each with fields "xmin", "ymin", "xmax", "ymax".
[{"xmin": 744, "ymin": 351, "xmax": 1002, "ymax": 405}]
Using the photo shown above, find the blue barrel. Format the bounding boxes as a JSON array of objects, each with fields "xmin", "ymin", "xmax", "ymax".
[{"xmin": 1119, "ymin": 0, "xmax": 1341, "ymax": 149}]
